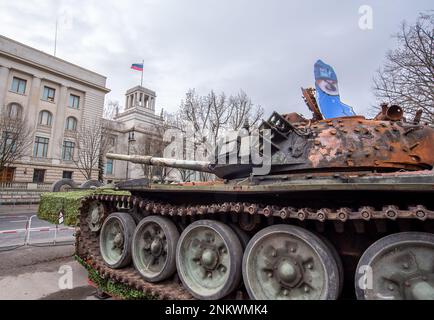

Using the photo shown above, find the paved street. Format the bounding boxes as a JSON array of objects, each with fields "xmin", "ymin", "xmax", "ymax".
[
  {"xmin": 0, "ymin": 205, "xmax": 74, "ymax": 249},
  {"xmin": 0, "ymin": 245, "xmax": 97, "ymax": 300}
]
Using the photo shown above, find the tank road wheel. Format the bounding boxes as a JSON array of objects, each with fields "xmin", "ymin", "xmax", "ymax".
[
  {"xmin": 86, "ymin": 201, "xmax": 106, "ymax": 232},
  {"xmin": 242, "ymin": 225, "xmax": 340, "ymax": 300},
  {"xmin": 100, "ymin": 212, "xmax": 136, "ymax": 269},
  {"xmin": 132, "ymin": 216, "xmax": 180, "ymax": 282},
  {"xmin": 79, "ymin": 179, "xmax": 103, "ymax": 189},
  {"xmin": 51, "ymin": 178, "xmax": 76, "ymax": 192},
  {"xmin": 176, "ymin": 220, "xmax": 243, "ymax": 300},
  {"xmin": 318, "ymin": 235, "xmax": 344, "ymax": 296},
  {"xmin": 355, "ymin": 232, "xmax": 434, "ymax": 300},
  {"xmin": 228, "ymin": 223, "xmax": 250, "ymax": 250}
]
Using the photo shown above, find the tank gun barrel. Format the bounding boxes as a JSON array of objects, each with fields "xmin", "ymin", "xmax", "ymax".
[{"xmin": 106, "ymin": 153, "xmax": 214, "ymax": 173}]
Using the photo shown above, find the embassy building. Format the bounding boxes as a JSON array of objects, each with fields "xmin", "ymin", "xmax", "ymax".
[
  {"xmin": 0, "ymin": 35, "xmax": 165, "ymax": 187},
  {"xmin": 0, "ymin": 35, "xmax": 110, "ymax": 185}
]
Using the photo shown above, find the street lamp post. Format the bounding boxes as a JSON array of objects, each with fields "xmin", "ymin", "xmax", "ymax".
[{"xmin": 126, "ymin": 130, "xmax": 136, "ymax": 180}]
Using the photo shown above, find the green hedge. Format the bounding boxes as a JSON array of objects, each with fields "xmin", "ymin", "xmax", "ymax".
[
  {"xmin": 75, "ymin": 255, "xmax": 154, "ymax": 300},
  {"xmin": 37, "ymin": 189, "xmax": 130, "ymax": 227}
]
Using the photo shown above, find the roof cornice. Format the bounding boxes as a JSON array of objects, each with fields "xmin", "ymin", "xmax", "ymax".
[{"xmin": 0, "ymin": 50, "xmax": 110, "ymax": 93}]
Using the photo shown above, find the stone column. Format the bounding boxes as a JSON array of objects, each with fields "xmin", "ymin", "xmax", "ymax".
[
  {"xmin": 125, "ymin": 95, "xmax": 129, "ymax": 109},
  {"xmin": 51, "ymin": 85, "xmax": 68, "ymax": 162},
  {"xmin": 0, "ymin": 66, "xmax": 10, "ymax": 111},
  {"xmin": 27, "ymin": 76, "xmax": 41, "ymax": 125}
]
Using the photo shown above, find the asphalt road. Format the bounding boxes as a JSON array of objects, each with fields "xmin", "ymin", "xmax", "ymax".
[{"xmin": 0, "ymin": 210, "xmax": 74, "ymax": 249}]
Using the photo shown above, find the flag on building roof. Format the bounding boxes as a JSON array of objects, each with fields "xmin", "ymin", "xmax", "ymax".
[{"xmin": 131, "ymin": 63, "xmax": 144, "ymax": 71}]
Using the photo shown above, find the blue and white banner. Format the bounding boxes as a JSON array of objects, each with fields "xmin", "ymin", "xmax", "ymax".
[{"xmin": 314, "ymin": 60, "xmax": 356, "ymax": 119}]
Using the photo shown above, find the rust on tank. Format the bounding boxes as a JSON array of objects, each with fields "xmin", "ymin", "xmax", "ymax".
[
  {"xmin": 295, "ymin": 113, "xmax": 434, "ymax": 173},
  {"xmin": 108, "ymin": 96, "xmax": 434, "ymax": 179}
]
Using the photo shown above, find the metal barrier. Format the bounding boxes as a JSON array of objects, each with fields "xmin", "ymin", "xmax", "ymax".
[
  {"xmin": 0, "ymin": 215, "xmax": 75, "ymax": 251},
  {"xmin": 26, "ymin": 215, "xmax": 75, "ymax": 245},
  {"xmin": 0, "ymin": 182, "xmax": 52, "ymax": 190}
]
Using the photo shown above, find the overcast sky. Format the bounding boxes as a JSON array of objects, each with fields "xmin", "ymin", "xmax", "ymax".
[{"xmin": 0, "ymin": 0, "xmax": 432, "ymax": 118}]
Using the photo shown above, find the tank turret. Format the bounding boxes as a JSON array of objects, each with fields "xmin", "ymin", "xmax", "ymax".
[{"xmin": 107, "ymin": 102, "xmax": 434, "ymax": 180}]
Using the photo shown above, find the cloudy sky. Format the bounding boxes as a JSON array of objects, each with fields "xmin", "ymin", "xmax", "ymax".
[{"xmin": 0, "ymin": 0, "xmax": 431, "ymax": 118}]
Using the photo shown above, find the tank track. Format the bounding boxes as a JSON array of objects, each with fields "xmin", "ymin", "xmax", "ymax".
[
  {"xmin": 77, "ymin": 194, "xmax": 434, "ymax": 300},
  {"xmin": 77, "ymin": 197, "xmax": 193, "ymax": 300},
  {"xmin": 86, "ymin": 194, "xmax": 433, "ymax": 222}
]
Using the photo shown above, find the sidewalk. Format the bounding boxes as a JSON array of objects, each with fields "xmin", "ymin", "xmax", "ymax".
[
  {"xmin": 0, "ymin": 204, "xmax": 39, "ymax": 214},
  {"xmin": 0, "ymin": 245, "xmax": 96, "ymax": 300}
]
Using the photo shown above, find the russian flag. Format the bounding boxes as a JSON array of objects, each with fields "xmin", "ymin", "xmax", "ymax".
[{"xmin": 131, "ymin": 63, "xmax": 144, "ymax": 71}]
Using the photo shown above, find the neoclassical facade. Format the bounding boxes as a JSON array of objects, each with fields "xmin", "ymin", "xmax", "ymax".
[
  {"xmin": 103, "ymin": 85, "xmax": 164, "ymax": 183},
  {"xmin": 0, "ymin": 35, "xmax": 110, "ymax": 184}
]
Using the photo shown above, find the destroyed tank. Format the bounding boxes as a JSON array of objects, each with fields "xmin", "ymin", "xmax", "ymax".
[{"xmin": 76, "ymin": 90, "xmax": 434, "ymax": 300}]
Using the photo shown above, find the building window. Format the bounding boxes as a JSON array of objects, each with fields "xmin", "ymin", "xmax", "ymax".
[
  {"xmin": 1, "ymin": 131, "xmax": 16, "ymax": 154},
  {"xmin": 105, "ymin": 159, "xmax": 113, "ymax": 175},
  {"xmin": 0, "ymin": 167, "xmax": 15, "ymax": 183},
  {"xmin": 6, "ymin": 103, "xmax": 22, "ymax": 119},
  {"xmin": 11, "ymin": 77, "xmax": 27, "ymax": 95},
  {"xmin": 69, "ymin": 94, "xmax": 80, "ymax": 109},
  {"xmin": 33, "ymin": 169, "xmax": 45, "ymax": 183},
  {"xmin": 108, "ymin": 136, "xmax": 116, "ymax": 146},
  {"xmin": 33, "ymin": 136, "xmax": 49, "ymax": 158},
  {"xmin": 65, "ymin": 117, "xmax": 77, "ymax": 131},
  {"xmin": 62, "ymin": 171, "xmax": 73, "ymax": 179},
  {"xmin": 62, "ymin": 141, "xmax": 75, "ymax": 161},
  {"xmin": 42, "ymin": 86, "xmax": 56, "ymax": 102},
  {"xmin": 38, "ymin": 110, "xmax": 53, "ymax": 127}
]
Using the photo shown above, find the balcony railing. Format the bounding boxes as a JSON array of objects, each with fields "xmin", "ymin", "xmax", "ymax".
[{"xmin": 0, "ymin": 182, "xmax": 52, "ymax": 190}]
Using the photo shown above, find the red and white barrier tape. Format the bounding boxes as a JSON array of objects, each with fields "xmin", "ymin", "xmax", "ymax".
[{"xmin": 0, "ymin": 226, "xmax": 74, "ymax": 235}]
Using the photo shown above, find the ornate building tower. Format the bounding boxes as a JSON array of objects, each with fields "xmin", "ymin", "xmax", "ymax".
[{"xmin": 104, "ymin": 85, "xmax": 164, "ymax": 182}]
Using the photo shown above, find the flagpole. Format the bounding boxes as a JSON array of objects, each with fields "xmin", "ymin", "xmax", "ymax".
[
  {"xmin": 140, "ymin": 59, "xmax": 144, "ymax": 87},
  {"xmin": 54, "ymin": 18, "xmax": 58, "ymax": 56}
]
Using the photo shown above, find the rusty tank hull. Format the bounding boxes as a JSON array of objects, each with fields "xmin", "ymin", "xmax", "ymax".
[
  {"xmin": 210, "ymin": 112, "xmax": 434, "ymax": 179},
  {"xmin": 77, "ymin": 99, "xmax": 434, "ymax": 300}
]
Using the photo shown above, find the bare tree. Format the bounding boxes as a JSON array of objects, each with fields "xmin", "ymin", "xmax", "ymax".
[
  {"xmin": 72, "ymin": 119, "xmax": 110, "ymax": 180},
  {"xmin": 103, "ymin": 100, "xmax": 121, "ymax": 120},
  {"xmin": 228, "ymin": 90, "xmax": 264, "ymax": 130},
  {"xmin": 180, "ymin": 89, "xmax": 264, "ymax": 140},
  {"xmin": 134, "ymin": 134, "xmax": 172, "ymax": 182},
  {"xmin": 133, "ymin": 112, "xmax": 176, "ymax": 182},
  {"xmin": 373, "ymin": 13, "xmax": 434, "ymax": 123},
  {"xmin": 0, "ymin": 110, "xmax": 33, "ymax": 179},
  {"xmin": 177, "ymin": 89, "xmax": 264, "ymax": 181},
  {"xmin": 155, "ymin": 109, "xmax": 196, "ymax": 182},
  {"xmin": 135, "ymin": 135, "xmax": 152, "ymax": 179}
]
